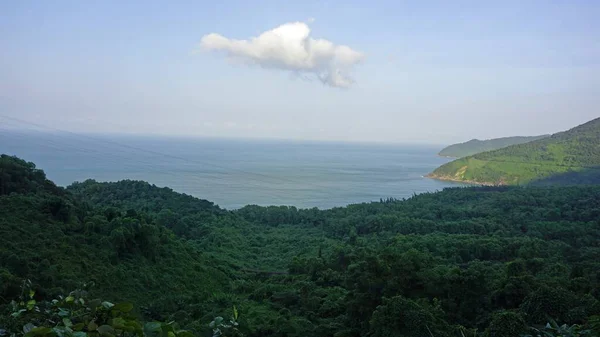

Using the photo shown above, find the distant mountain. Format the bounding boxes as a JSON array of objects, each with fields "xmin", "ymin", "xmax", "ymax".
[
  {"xmin": 428, "ymin": 117, "xmax": 600, "ymax": 185},
  {"xmin": 438, "ymin": 135, "xmax": 549, "ymax": 158}
]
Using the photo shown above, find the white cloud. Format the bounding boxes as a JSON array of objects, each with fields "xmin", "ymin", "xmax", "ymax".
[{"xmin": 200, "ymin": 21, "xmax": 364, "ymax": 88}]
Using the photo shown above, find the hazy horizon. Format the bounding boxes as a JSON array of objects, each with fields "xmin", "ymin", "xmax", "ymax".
[
  {"xmin": 0, "ymin": 130, "xmax": 464, "ymax": 209},
  {"xmin": 2, "ymin": 1, "xmax": 599, "ymax": 143},
  {"xmin": 0, "ymin": 125, "xmax": 449, "ymax": 147},
  {"xmin": 1, "ymin": 117, "xmax": 589, "ymax": 148}
]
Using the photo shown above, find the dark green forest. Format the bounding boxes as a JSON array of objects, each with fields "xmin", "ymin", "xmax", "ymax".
[
  {"xmin": 437, "ymin": 135, "xmax": 549, "ymax": 158},
  {"xmin": 1, "ymin": 154, "xmax": 600, "ymax": 337},
  {"xmin": 430, "ymin": 117, "xmax": 600, "ymax": 185}
]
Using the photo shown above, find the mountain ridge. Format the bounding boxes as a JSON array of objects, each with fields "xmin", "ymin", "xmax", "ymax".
[
  {"xmin": 429, "ymin": 117, "xmax": 600, "ymax": 185},
  {"xmin": 438, "ymin": 135, "xmax": 550, "ymax": 158}
]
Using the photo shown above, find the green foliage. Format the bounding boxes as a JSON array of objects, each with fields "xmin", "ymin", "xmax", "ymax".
[
  {"xmin": 522, "ymin": 317, "xmax": 600, "ymax": 337},
  {"xmin": 2, "ymin": 155, "xmax": 600, "ymax": 337},
  {"xmin": 208, "ymin": 307, "xmax": 242, "ymax": 337},
  {"xmin": 487, "ymin": 311, "xmax": 527, "ymax": 337},
  {"xmin": 369, "ymin": 296, "xmax": 452, "ymax": 337},
  {"xmin": 430, "ymin": 117, "xmax": 600, "ymax": 185},
  {"xmin": 438, "ymin": 135, "xmax": 549, "ymax": 158},
  {"xmin": 2, "ymin": 281, "xmax": 208, "ymax": 337},
  {"xmin": 0, "ymin": 155, "xmax": 63, "ymax": 196},
  {"xmin": 0, "ymin": 158, "xmax": 229, "ymax": 322}
]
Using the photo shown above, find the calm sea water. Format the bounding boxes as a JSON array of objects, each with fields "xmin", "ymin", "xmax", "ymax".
[{"xmin": 0, "ymin": 130, "xmax": 465, "ymax": 209}]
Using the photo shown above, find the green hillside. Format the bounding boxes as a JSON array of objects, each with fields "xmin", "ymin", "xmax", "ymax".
[
  {"xmin": 429, "ymin": 117, "xmax": 600, "ymax": 185},
  {"xmin": 0, "ymin": 155, "xmax": 230, "ymax": 314},
  {"xmin": 438, "ymin": 135, "xmax": 549, "ymax": 158},
  {"xmin": 2, "ymin": 154, "xmax": 600, "ymax": 337}
]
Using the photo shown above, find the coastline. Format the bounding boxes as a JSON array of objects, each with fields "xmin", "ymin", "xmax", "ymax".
[{"xmin": 425, "ymin": 173, "xmax": 500, "ymax": 186}]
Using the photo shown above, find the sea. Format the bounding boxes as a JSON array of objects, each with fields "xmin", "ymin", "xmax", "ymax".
[{"xmin": 0, "ymin": 130, "xmax": 466, "ymax": 209}]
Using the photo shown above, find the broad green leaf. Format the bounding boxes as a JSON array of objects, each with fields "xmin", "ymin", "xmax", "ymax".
[
  {"xmin": 12, "ymin": 309, "xmax": 27, "ymax": 317},
  {"xmin": 53, "ymin": 328, "xmax": 65, "ymax": 337},
  {"xmin": 161, "ymin": 323, "xmax": 174, "ymax": 334},
  {"xmin": 65, "ymin": 296, "xmax": 74, "ymax": 303},
  {"xmin": 24, "ymin": 327, "xmax": 53, "ymax": 337},
  {"xmin": 23, "ymin": 323, "xmax": 35, "ymax": 333},
  {"xmin": 96, "ymin": 325, "xmax": 115, "ymax": 336},
  {"xmin": 113, "ymin": 302, "xmax": 133, "ymax": 313},
  {"xmin": 101, "ymin": 301, "xmax": 114, "ymax": 309},
  {"xmin": 124, "ymin": 321, "xmax": 142, "ymax": 332},
  {"xmin": 87, "ymin": 322, "xmax": 98, "ymax": 331},
  {"xmin": 176, "ymin": 331, "xmax": 194, "ymax": 337},
  {"xmin": 120, "ymin": 325, "xmax": 135, "ymax": 333},
  {"xmin": 143, "ymin": 322, "xmax": 162, "ymax": 337},
  {"xmin": 29, "ymin": 290, "xmax": 35, "ymax": 299},
  {"xmin": 27, "ymin": 299, "xmax": 36, "ymax": 310},
  {"xmin": 111, "ymin": 318, "xmax": 127, "ymax": 329},
  {"xmin": 72, "ymin": 323, "xmax": 85, "ymax": 331},
  {"xmin": 144, "ymin": 322, "xmax": 161, "ymax": 332}
]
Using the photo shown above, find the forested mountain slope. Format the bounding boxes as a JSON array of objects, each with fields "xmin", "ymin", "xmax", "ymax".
[
  {"xmin": 438, "ymin": 135, "xmax": 549, "ymax": 158},
  {"xmin": 429, "ymin": 117, "xmax": 600, "ymax": 185},
  {"xmin": 2, "ymin": 154, "xmax": 600, "ymax": 337},
  {"xmin": 0, "ymin": 155, "xmax": 229, "ymax": 313}
]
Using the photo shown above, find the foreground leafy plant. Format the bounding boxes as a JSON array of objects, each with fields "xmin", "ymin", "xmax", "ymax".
[
  {"xmin": 208, "ymin": 306, "xmax": 242, "ymax": 337},
  {"xmin": 3, "ymin": 281, "xmax": 195, "ymax": 337},
  {"xmin": 523, "ymin": 317, "xmax": 600, "ymax": 337}
]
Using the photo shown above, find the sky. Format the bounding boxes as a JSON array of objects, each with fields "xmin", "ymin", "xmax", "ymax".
[{"xmin": 1, "ymin": 0, "xmax": 599, "ymax": 144}]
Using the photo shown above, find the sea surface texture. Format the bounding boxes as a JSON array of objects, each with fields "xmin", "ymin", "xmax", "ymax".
[{"xmin": 0, "ymin": 131, "xmax": 465, "ymax": 209}]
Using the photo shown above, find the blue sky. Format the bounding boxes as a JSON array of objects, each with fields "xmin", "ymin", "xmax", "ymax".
[{"xmin": 1, "ymin": 0, "xmax": 599, "ymax": 143}]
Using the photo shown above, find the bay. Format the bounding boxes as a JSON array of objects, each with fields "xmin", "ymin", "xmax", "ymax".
[{"xmin": 0, "ymin": 130, "xmax": 465, "ymax": 209}]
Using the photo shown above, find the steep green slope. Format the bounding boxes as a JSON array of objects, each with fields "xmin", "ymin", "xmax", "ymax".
[
  {"xmin": 0, "ymin": 155, "xmax": 230, "ymax": 319},
  {"xmin": 439, "ymin": 135, "xmax": 549, "ymax": 158},
  {"xmin": 3, "ymin": 154, "xmax": 600, "ymax": 337},
  {"xmin": 429, "ymin": 117, "xmax": 600, "ymax": 185}
]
